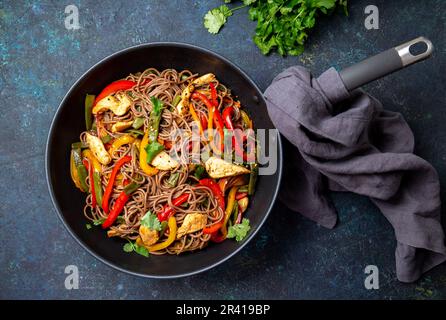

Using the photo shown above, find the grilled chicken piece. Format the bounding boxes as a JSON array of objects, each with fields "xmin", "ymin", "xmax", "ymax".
[
  {"xmin": 139, "ymin": 225, "xmax": 159, "ymax": 247},
  {"xmin": 92, "ymin": 93, "xmax": 132, "ymax": 116},
  {"xmin": 111, "ymin": 120, "xmax": 133, "ymax": 133},
  {"xmin": 176, "ymin": 73, "xmax": 216, "ymax": 115},
  {"xmin": 205, "ymin": 156, "xmax": 250, "ymax": 179},
  {"xmin": 176, "ymin": 213, "xmax": 208, "ymax": 239},
  {"xmin": 85, "ymin": 133, "xmax": 111, "ymax": 165},
  {"xmin": 151, "ymin": 151, "xmax": 179, "ymax": 171}
]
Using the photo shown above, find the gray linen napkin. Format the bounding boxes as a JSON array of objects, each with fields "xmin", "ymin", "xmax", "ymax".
[{"xmin": 264, "ymin": 66, "xmax": 446, "ymax": 282}]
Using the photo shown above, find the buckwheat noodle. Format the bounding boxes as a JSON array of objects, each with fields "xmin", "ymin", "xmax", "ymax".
[{"xmin": 79, "ymin": 68, "xmax": 242, "ymax": 254}]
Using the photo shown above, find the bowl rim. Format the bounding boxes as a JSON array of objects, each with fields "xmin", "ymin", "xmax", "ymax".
[{"xmin": 45, "ymin": 41, "xmax": 283, "ymax": 279}]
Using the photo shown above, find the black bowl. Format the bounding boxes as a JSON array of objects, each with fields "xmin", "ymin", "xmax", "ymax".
[{"xmin": 46, "ymin": 42, "xmax": 283, "ymax": 278}]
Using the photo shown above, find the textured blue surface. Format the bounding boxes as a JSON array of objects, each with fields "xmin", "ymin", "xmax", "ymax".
[{"xmin": 1, "ymin": 0, "xmax": 446, "ymax": 299}]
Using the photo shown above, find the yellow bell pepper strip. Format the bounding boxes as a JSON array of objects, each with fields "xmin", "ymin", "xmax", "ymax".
[
  {"xmin": 70, "ymin": 149, "xmax": 83, "ymax": 191},
  {"xmin": 82, "ymin": 149, "xmax": 101, "ymax": 171},
  {"xmin": 134, "ymin": 138, "xmax": 141, "ymax": 151},
  {"xmin": 139, "ymin": 131, "xmax": 159, "ymax": 176},
  {"xmin": 240, "ymin": 109, "xmax": 253, "ymax": 130},
  {"xmin": 71, "ymin": 148, "xmax": 88, "ymax": 192},
  {"xmin": 82, "ymin": 149, "xmax": 103, "ymax": 206},
  {"xmin": 82, "ymin": 159, "xmax": 97, "ymax": 208},
  {"xmin": 189, "ymin": 103, "xmax": 203, "ymax": 135},
  {"xmin": 84, "ymin": 94, "xmax": 95, "ymax": 130},
  {"xmin": 148, "ymin": 217, "xmax": 177, "ymax": 252},
  {"xmin": 221, "ymin": 186, "xmax": 238, "ymax": 237},
  {"xmin": 108, "ymin": 134, "xmax": 135, "ymax": 156}
]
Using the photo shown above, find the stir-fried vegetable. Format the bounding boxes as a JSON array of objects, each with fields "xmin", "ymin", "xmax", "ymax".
[
  {"xmin": 139, "ymin": 131, "xmax": 159, "ymax": 176},
  {"xmin": 94, "ymin": 80, "xmax": 136, "ymax": 106},
  {"xmin": 70, "ymin": 148, "xmax": 87, "ymax": 192},
  {"xmin": 84, "ymin": 94, "xmax": 95, "ymax": 130},
  {"xmin": 71, "ymin": 148, "xmax": 88, "ymax": 192},
  {"xmin": 108, "ymin": 134, "xmax": 135, "ymax": 156},
  {"xmin": 147, "ymin": 217, "xmax": 177, "ymax": 252},
  {"xmin": 102, "ymin": 181, "xmax": 140, "ymax": 229},
  {"xmin": 199, "ymin": 178, "xmax": 225, "ymax": 211},
  {"xmin": 221, "ymin": 186, "xmax": 238, "ymax": 237},
  {"xmin": 82, "ymin": 149, "xmax": 103, "ymax": 207},
  {"xmin": 248, "ymin": 163, "xmax": 258, "ymax": 195},
  {"xmin": 144, "ymin": 97, "xmax": 165, "ymax": 163},
  {"xmin": 222, "ymin": 106, "xmax": 245, "ymax": 159},
  {"xmin": 166, "ymin": 172, "xmax": 180, "ymax": 188},
  {"xmin": 132, "ymin": 117, "xmax": 145, "ymax": 129},
  {"xmin": 102, "ymin": 155, "xmax": 132, "ymax": 213},
  {"xmin": 192, "ymin": 91, "xmax": 225, "ymax": 153},
  {"xmin": 157, "ymin": 193, "xmax": 190, "ymax": 222}
]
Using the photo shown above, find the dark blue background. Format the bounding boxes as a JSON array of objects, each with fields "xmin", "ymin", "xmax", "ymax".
[{"xmin": 1, "ymin": 0, "xmax": 446, "ymax": 299}]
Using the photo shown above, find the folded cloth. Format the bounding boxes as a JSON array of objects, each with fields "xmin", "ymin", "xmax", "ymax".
[{"xmin": 264, "ymin": 66, "xmax": 446, "ymax": 282}]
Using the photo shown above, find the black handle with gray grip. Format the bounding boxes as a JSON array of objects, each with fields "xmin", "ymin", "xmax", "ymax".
[{"xmin": 339, "ymin": 37, "xmax": 434, "ymax": 91}]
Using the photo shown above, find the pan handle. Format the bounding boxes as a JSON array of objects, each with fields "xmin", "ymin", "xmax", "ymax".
[{"xmin": 339, "ymin": 37, "xmax": 434, "ymax": 91}]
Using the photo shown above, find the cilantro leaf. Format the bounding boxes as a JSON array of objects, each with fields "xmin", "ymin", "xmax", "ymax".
[
  {"xmin": 93, "ymin": 218, "xmax": 105, "ymax": 226},
  {"xmin": 86, "ymin": 223, "xmax": 92, "ymax": 230},
  {"xmin": 227, "ymin": 218, "xmax": 251, "ymax": 242},
  {"xmin": 204, "ymin": 5, "xmax": 233, "ymax": 34},
  {"xmin": 141, "ymin": 211, "xmax": 162, "ymax": 231},
  {"xmin": 194, "ymin": 165, "xmax": 206, "ymax": 179},
  {"xmin": 123, "ymin": 241, "xmax": 150, "ymax": 257},
  {"xmin": 134, "ymin": 243, "xmax": 150, "ymax": 257},
  {"xmin": 204, "ymin": 0, "xmax": 348, "ymax": 56},
  {"xmin": 123, "ymin": 242, "xmax": 134, "ymax": 253}
]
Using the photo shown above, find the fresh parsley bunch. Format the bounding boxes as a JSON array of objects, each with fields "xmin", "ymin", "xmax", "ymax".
[{"xmin": 204, "ymin": 0, "xmax": 348, "ymax": 56}]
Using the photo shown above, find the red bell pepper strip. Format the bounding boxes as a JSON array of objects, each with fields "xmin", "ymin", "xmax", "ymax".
[
  {"xmin": 200, "ymin": 113, "xmax": 208, "ymax": 131},
  {"xmin": 82, "ymin": 159, "xmax": 97, "ymax": 208},
  {"xmin": 94, "ymin": 80, "xmax": 137, "ymax": 106},
  {"xmin": 199, "ymin": 178, "xmax": 227, "ymax": 235},
  {"xmin": 101, "ymin": 155, "xmax": 132, "ymax": 213},
  {"xmin": 209, "ymin": 82, "xmax": 218, "ymax": 107},
  {"xmin": 235, "ymin": 192, "xmax": 248, "ymax": 200},
  {"xmin": 192, "ymin": 92, "xmax": 224, "ymax": 153},
  {"xmin": 222, "ymin": 106, "xmax": 245, "ymax": 160},
  {"xmin": 199, "ymin": 178, "xmax": 225, "ymax": 211},
  {"xmin": 157, "ymin": 193, "xmax": 190, "ymax": 222},
  {"xmin": 210, "ymin": 232, "xmax": 226, "ymax": 243},
  {"xmin": 102, "ymin": 182, "xmax": 140, "ymax": 229}
]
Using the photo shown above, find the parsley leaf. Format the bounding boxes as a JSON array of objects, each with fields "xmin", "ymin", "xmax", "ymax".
[
  {"xmin": 86, "ymin": 223, "xmax": 92, "ymax": 230},
  {"xmin": 227, "ymin": 218, "xmax": 251, "ymax": 242},
  {"xmin": 141, "ymin": 211, "xmax": 162, "ymax": 231},
  {"xmin": 204, "ymin": 5, "xmax": 233, "ymax": 34}
]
